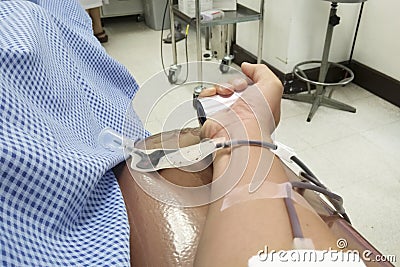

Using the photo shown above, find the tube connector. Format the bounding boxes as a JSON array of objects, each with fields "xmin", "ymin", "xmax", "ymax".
[
  {"xmin": 98, "ymin": 127, "xmax": 135, "ymax": 152},
  {"xmin": 273, "ymin": 141, "xmax": 296, "ymax": 162},
  {"xmin": 272, "ymin": 141, "xmax": 302, "ymax": 175},
  {"xmin": 293, "ymin": 238, "xmax": 315, "ymax": 250}
]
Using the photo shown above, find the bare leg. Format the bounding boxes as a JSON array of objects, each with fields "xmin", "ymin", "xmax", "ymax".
[
  {"xmin": 114, "ymin": 128, "xmax": 212, "ymax": 267},
  {"xmin": 87, "ymin": 7, "xmax": 108, "ymax": 42}
]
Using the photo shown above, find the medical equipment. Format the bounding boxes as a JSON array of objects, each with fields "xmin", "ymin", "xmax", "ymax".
[
  {"xmin": 161, "ymin": 0, "xmax": 191, "ymax": 84},
  {"xmin": 168, "ymin": 0, "xmax": 265, "ymax": 84},
  {"xmin": 100, "ymin": 126, "xmax": 350, "ymax": 227},
  {"xmin": 129, "ymin": 138, "xmax": 276, "ymax": 171},
  {"xmin": 115, "ymin": 128, "xmax": 394, "ymax": 267},
  {"xmin": 129, "ymin": 138, "xmax": 221, "ymax": 172},
  {"xmin": 100, "ymin": 128, "xmax": 276, "ymax": 172},
  {"xmin": 283, "ymin": 0, "xmax": 367, "ymax": 122}
]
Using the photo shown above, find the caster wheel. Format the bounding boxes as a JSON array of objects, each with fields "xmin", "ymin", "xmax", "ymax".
[
  {"xmin": 168, "ymin": 70, "xmax": 177, "ymax": 84},
  {"xmin": 168, "ymin": 65, "xmax": 182, "ymax": 84},
  {"xmin": 219, "ymin": 55, "xmax": 234, "ymax": 73},
  {"xmin": 137, "ymin": 15, "xmax": 144, "ymax": 22},
  {"xmin": 220, "ymin": 60, "xmax": 229, "ymax": 73}
]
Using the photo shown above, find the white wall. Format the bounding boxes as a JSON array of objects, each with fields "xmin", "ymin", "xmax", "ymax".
[
  {"xmin": 237, "ymin": 0, "xmax": 294, "ymax": 73},
  {"xmin": 286, "ymin": 0, "xmax": 358, "ymax": 71},
  {"xmin": 353, "ymin": 0, "xmax": 400, "ymax": 80},
  {"xmin": 236, "ymin": 0, "xmax": 399, "ymax": 81}
]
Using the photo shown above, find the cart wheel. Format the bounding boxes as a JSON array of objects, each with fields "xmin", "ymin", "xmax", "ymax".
[
  {"xmin": 168, "ymin": 68, "xmax": 178, "ymax": 84},
  {"xmin": 168, "ymin": 69, "xmax": 178, "ymax": 84},
  {"xmin": 219, "ymin": 61, "xmax": 229, "ymax": 73},
  {"xmin": 220, "ymin": 55, "xmax": 234, "ymax": 73},
  {"xmin": 168, "ymin": 65, "xmax": 181, "ymax": 84},
  {"xmin": 137, "ymin": 15, "xmax": 144, "ymax": 22}
]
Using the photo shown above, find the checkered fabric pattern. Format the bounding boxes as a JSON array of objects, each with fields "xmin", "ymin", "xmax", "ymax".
[{"xmin": 0, "ymin": 0, "xmax": 146, "ymax": 265}]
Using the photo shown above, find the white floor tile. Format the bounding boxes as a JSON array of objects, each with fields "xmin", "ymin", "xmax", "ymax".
[
  {"xmin": 280, "ymin": 98, "xmax": 310, "ymax": 119},
  {"xmin": 277, "ymin": 107, "xmax": 359, "ymax": 148},
  {"xmin": 294, "ymin": 147, "xmax": 357, "ymax": 191},
  {"xmin": 338, "ymin": 174, "xmax": 400, "ymax": 256},
  {"xmin": 361, "ymin": 120, "xmax": 400, "ymax": 164},
  {"xmin": 312, "ymin": 133, "xmax": 400, "ymax": 179},
  {"xmin": 329, "ymin": 83, "xmax": 374, "ymax": 103},
  {"xmin": 341, "ymin": 95, "xmax": 400, "ymax": 132}
]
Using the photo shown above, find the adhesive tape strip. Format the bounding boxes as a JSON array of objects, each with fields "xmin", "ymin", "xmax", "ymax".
[
  {"xmin": 220, "ymin": 181, "xmax": 316, "ymax": 214},
  {"xmin": 199, "ymin": 92, "xmax": 243, "ymax": 117}
]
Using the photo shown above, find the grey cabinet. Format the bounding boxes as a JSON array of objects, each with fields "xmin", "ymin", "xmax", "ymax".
[{"xmin": 101, "ymin": 0, "xmax": 143, "ymax": 17}]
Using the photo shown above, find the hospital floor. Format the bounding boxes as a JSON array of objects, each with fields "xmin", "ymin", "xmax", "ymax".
[{"xmin": 101, "ymin": 16, "xmax": 400, "ymax": 258}]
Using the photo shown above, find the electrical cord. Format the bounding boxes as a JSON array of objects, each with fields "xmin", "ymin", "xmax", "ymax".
[
  {"xmin": 349, "ymin": 2, "xmax": 365, "ymax": 64},
  {"xmin": 160, "ymin": 0, "xmax": 169, "ymax": 77},
  {"xmin": 160, "ymin": 0, "xmax": 190, "ymax": 85},
  {"xmin": 175, "ymin": 24, "xmax": 190, "ymax": 85}
]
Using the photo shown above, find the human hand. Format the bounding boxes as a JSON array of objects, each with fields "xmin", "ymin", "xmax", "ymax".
[{"xmin": 200, "ymin": 62, "xmax": 283, "ymax": 140}]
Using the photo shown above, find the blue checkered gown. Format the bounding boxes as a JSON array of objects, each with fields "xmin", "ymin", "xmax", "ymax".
[{"xmin": 0, "ymin": 0, "xmax": 146, "ymax": 265}]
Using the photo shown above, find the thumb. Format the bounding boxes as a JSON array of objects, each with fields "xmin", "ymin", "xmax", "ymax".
[
  {"xmin": 241, "ymin": 62, "xmax": 278, "ymax": 86},
  {"xmin": 241, "ymin": 62, "xmax": 264, "ymax": 83},
  {"xmin": 240, "ymin": 62, "xmax": 255, "ymax": 80}
]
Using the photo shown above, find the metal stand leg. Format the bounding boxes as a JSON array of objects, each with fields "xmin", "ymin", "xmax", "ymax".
[
  {"xmin": 305, "ymin": 2, "xmax": 339, "ymax": 121},
  {"xmin": 220, "ymin": 24, "xmax": 234, "ymax": 73},
  {"xmin": 195, "ymin": 0, "xmax": 203, "ymax": 83},
  {"xmin": 283, "ymin": 2, "xmax": 357, "ymax": 122},
  {"xmin": 193, "ymin": 0, "xmax": 204, "ymax": 100},
  {"xmin": 205, "ymin": 27, "xmax": 210, "ymax": 51},
  {"xmin": 169, "ymin": 0, "xmax": 177, "ymax": 66},
  {"xmin": 257, "ymin": 0, "xmax": 265, "ymax": 63},
  {"xmin": 320, "ymin": 97, "xmax": 356, "ymax": 112}
]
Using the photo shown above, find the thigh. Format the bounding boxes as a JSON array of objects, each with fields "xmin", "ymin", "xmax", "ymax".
[{"xmin": 114, "ymin": 128, "xmax": 212, "ymax": 267}]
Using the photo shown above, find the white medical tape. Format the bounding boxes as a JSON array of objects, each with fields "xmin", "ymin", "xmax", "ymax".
[
  {"xmin": 220, "ymin": 181, "xmax": 316, "ymax": 214},
  {"xmin": 199, "ymin": 92, "xmax": 243, "ymax": 116}
]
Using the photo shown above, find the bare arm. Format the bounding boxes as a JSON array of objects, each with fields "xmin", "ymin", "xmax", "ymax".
[{"xmin": 194, "ymin": 63, "xmax": 337, "ymax": 266}]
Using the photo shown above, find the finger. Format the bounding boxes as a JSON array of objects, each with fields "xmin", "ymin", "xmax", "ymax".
[
  {"xmin": 230, "ymin": 78, "xmax": 248, "ymax": 92},
  {"xmin": 199, "ymin": 87, "xmax": 217, "ymax": 97},
  {"xmin": 200, "ymin": 79, "xmax": 247, "ymax": 98},
  {"xmin": 240, "ymin": 62, "xmax": 283, "ymax": 99},
  {"xmin": 241, "ymin": 62, "xmax": 276, "ymax": 85},
  {"xmin": 216, "ymin": 83, "xmax": 234, "ymax": 96}
]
